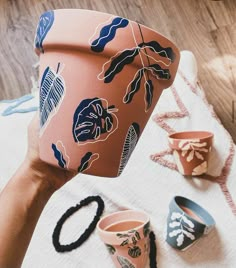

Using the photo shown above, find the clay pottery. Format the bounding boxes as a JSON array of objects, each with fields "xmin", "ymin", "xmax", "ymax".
[
  {"xmin": 168, "ymin": 131, "xmax": 213, "ymax": 176},
  {"xmin": 97, "ymin": 210, "xmax": 151, "ymax": 268},
  {"xmin": 166, "ymin": 196, "xmax": 215, "ymax": 251},
  {"xmin": 35, "ymin": 9, "xmax": 180, "ymax": 177}
]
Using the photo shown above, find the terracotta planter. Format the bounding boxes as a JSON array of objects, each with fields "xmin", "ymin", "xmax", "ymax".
[
  {"xmin": 168, "ymin": 131, "xmax": 213, "ymax": 176},
  {"xmin": 166, "ymin": 196, "xmax": 215, "ymax": 251},
  {"xmin": 35, "ymin": 9, "xmax": 180, "ymax": 177},
  {"xmin": 97, "ymin": 210, "xmax": 150, "ymax": 268}
]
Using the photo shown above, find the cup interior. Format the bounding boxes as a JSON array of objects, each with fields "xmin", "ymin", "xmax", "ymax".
[
  {"xmin": 169, "ymin": 131, "xmax": 213, "ymax": 140},
  {"xmin": 175, "ymin": 196, "xmax": 215, "ymax": 226},
  {"xmin": 180, "ymin": 206, "xmax": 205, "ymax": 224},
  {"xmin": 98, "ymin": 210, "xmax": 149, "ymax": 233}
]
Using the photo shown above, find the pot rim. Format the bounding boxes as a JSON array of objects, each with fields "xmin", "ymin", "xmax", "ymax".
[
  {"xmin": 168, "ymin": 130, "xmax": 214, "ymax": 141},
  {"xmin": 35, "ymin": 8, "xmax": 180, "ymax": 57}
]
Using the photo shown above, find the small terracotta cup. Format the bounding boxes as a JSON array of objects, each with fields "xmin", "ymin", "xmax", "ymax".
[
  {"xmin": 166, "ymin": 196, "xmax": 215, "ymax": 251},
  {"xmin": 97, "ymin": 210, "xmax": 151, "ymax": 268},
  {"xmin": 35, "ymin": 9, "xmax": 180, "ymax": 177},
  {"xmin": 168, "ymin": 131, "xmax": 214, "ymax": 176}
]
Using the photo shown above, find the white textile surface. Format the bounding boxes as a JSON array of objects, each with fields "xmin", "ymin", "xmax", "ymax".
[{"xmin": 0, "ymin": 51, "xmax": 236, "ymax": 268}]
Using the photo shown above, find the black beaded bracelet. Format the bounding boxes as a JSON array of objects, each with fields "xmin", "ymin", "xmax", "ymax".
[{"xmin": 52, "ymin": 195, "xmax": 105, "ymax": 253}]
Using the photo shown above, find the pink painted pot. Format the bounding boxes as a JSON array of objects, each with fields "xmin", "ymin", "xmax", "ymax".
[
  {"xmin": 168, "ymin": 131, "xmax": 214, "ymax": 176},
  {"xmin": 97, "ymin": 210, "xmax": 150, "ymax": 268},
  {"xmin": 35, "ymin": 9, "xmax": 180, "ymax": 177}
]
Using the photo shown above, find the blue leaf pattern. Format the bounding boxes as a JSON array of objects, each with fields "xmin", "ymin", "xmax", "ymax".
[
  {"xmin": 72, "ymin": 98, "xmax": 118, "ymax": 144},
  {"xmin": 90, "ymin": 17, "xmax": 129, "ymax": 52},
  {"xmin": 40, "ymin": 63, "xmax": 65, "ymax": 129},
  {"xmin": 35, "ymin": 10, "xmax": 54, "ymax": 53},
  {"xmin": 52, "ymin": 143, "xmax": 66, "ymax": 168}
]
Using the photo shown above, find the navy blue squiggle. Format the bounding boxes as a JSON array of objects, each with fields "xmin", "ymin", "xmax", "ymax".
[
  {"xmin": 52, "ymin": 143, "xmax": 66, "ymax": 168},
  {"xmin": 91, "ymin": 17, "xmax": 129, "ymax": 53},
  {"xmin": 35, "ymin": 10, "xmax": 54, "ymax": 53}
]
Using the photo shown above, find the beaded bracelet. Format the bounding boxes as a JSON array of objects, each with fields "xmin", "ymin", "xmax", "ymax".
[{"xmin": 52, "ymin": 195, "xmax": 105, "ymax": 252}]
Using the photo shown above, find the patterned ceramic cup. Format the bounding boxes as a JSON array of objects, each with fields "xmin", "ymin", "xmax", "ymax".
[
  {"xmin": 168, "ymin": 131, "xmax": 214, "ymax": 176},
  {"xmin": 97, "ymin": 210, "xmax": 151, "ymax": 268},
  {"xmin": 35, "ymin": 9, "xmax": 180, "ymax": 177},
  {"xmin": 166, "ymin": 196, "xmax": 215, "ymax": 251}
]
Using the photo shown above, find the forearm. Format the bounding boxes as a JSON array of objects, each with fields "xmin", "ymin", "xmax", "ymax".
[{"xmin": 0, "ymin": 160, "xmax": 54, "ymax": 268}]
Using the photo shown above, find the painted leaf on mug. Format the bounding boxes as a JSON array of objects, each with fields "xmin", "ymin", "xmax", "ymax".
[
  {"xmin": 52, "ymin": 141, "xmax": 70, "ymax": 169},
  {"xmin": 72, "ymin": 98, "xmax": 118, "ymax": 144},
  {"xmin": 78, "ymin": 152, "xmax": 99, "ymax": 172},
  {"xmin": 40, "ymin": 63, "xmax": 65, "ymax": 129},
  {"xmin": 35, "ymin": 10, "xmax": 54, "ymax": 53},
  {"xmin": 90, "ymin": 17, "xmax": 129, "ymax": 52},
  {"xmin": 117, "ymin": 123, "xmax": 140, "ymax": 176},
  {"xmin": 117, "ymin": 255, "xmax": 136, "ymax": 268}
]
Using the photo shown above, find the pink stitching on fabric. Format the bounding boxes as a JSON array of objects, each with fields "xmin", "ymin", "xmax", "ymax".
[{"xmin": 151, "ymin": 70, "xmax": 236, "ymax": 216}]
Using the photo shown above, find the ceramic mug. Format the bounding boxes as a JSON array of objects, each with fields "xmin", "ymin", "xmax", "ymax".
[
  {"xmin": 168, "ymin": 131, "xmax": 214, "ymax": 176},
  {"xmin": 35, "ymin": 9, "xmax": 180, "ymax": 177},
  {"xmin": 97, "ymin": 210, "xmax": 151, "ymax": 268},
  {"xmin": 166, "ymin": 196, "xmax": 215, "ymax": 251}
]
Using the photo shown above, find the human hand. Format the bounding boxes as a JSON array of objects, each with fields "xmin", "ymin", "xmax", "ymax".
[{"xmin": 25, "ymin": 113, "xmax": 77, "ymax": 192}]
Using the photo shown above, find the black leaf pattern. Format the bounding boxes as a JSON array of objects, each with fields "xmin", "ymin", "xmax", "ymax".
[
  {"xmin": 118, "ymin": 123, "xmax": 140, "ymax": 176},
  {"xmin": 78, "ymin": 152, "xmax": 99, "ymax": 173},
  {"xmin": 104, "ymin": 48, "xmax": 140, "ymax": 83},
  {"xmin": 123, "ymin": 68, "xmax": 144, "ymax": 104},
  {"xmin": 144, "ymin": 79, "xmax": 154, "ymax": 110},
  {"xmin": 117, "ymin": 255, "xmax": 136, "ymax": 268}
]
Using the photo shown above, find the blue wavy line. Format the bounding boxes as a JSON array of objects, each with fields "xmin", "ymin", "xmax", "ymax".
[
  {"xmin": 91, "ymin": 17, "xmax": 129, "ymax": 53},
  {"xmin": 52, "ymin": 143, "xmax": 66, "ymax": 168}
]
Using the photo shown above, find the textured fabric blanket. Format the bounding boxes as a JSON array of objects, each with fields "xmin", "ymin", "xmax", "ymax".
[{"xmin": 0, "ymin": 51, "xmax": 235, "ymax": 268}]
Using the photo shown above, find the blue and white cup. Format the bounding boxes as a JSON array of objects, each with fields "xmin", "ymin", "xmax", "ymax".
[{"xmin": 166, "ymin": 196, "xmax": 215, "ymax": 251}]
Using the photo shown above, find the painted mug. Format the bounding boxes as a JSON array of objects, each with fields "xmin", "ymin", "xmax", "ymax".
[
  {"xmin": 168, "ymin": 131, "xmax": 214, "ymax": 176},
  {"xmin": 35, "ymin": 9, "xmax": 180, "ymax": 177},
  {"xmin": 166, "ymin": 196, "xmax": 215, "ymax": 251},
  {"xmin": 97, "ymin": 210, "xmax": 151, "ymax": 268}
]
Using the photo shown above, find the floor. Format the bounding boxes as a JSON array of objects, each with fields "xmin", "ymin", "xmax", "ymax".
[{"xmin": 0, "ymin": 0, "xmax": 235, "ymax": 141}]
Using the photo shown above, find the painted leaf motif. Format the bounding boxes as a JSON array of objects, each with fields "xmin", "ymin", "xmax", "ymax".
[
  {"xmin": 169, "ymin": 221, "xmax": 181, "ymax": 228},
  {"xmin": 169, "ymin": 229, "xmax": 182, "ymax": 237},
  {"xmin": 78, "ymin": 152, "xmax": 99, "ymax": 172},
  {"xmin": 117, "ymin": 123, "xmax": 140, "ymax": 176},
  {"xmin": 192, "ymin": 161, "xmax": 207, "ymax": 176},
  {"xmin": 186, "ymin": 150, "xmax": 194, "ymax": 162},
  {"xmin": 40, "ymin": 64, "xmax": 65, "ymax": 129},
  {"xmin": 52, "ymin": 143, "xmax": 67, "ymax": 168},
  {"xmin": 195, "ymin": 151, "xmax": 204, "ymax": 160},
  {"xmin": 35, "ymin": 10, "xmax": 54, "ymax": 53},
  {"xmin": 105, "ymin": 244, "xmax": 116, "ymax": 255},
  {"xmin": 182, "ymin": 215, "xmax": 195, "ymax": 228},
  {"xmin": 141, "ymin": 41, "xmax": 176, "ymax": 62},
  {"xmin": 171, "ymin": 212, "xmax": 182, "ymax": 221},
  {"xmin": 183, "ymin": 230, "xmax": 195, "ymax": 240},
  {"xmin": 176, "ymin": 233, "xmax": 184, "ymax": 246},
  {"xmin": 91, "ymin": 17, "xmax": 129, "ymax": 52},
  {"xmin": 148, "ymin": 64, "xmax": 171, "ymax": 80},
  {"xmin": 117, "ymin": 255, "xmax": 136, "ymax": 268},
  {"xmin": 144, "ymin": 79, "xmax": 154, "ymax": 110},
  {"xmin": 123, "ymin": 69, "xmax": 144, "ymax": 104},
  {"xmin": 103, "ymin": 48, "xmax": 140, "ymax": 83},
  {"xmin": 72, "ymin": 98, "xmax": 118, "ymax": 144}
]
